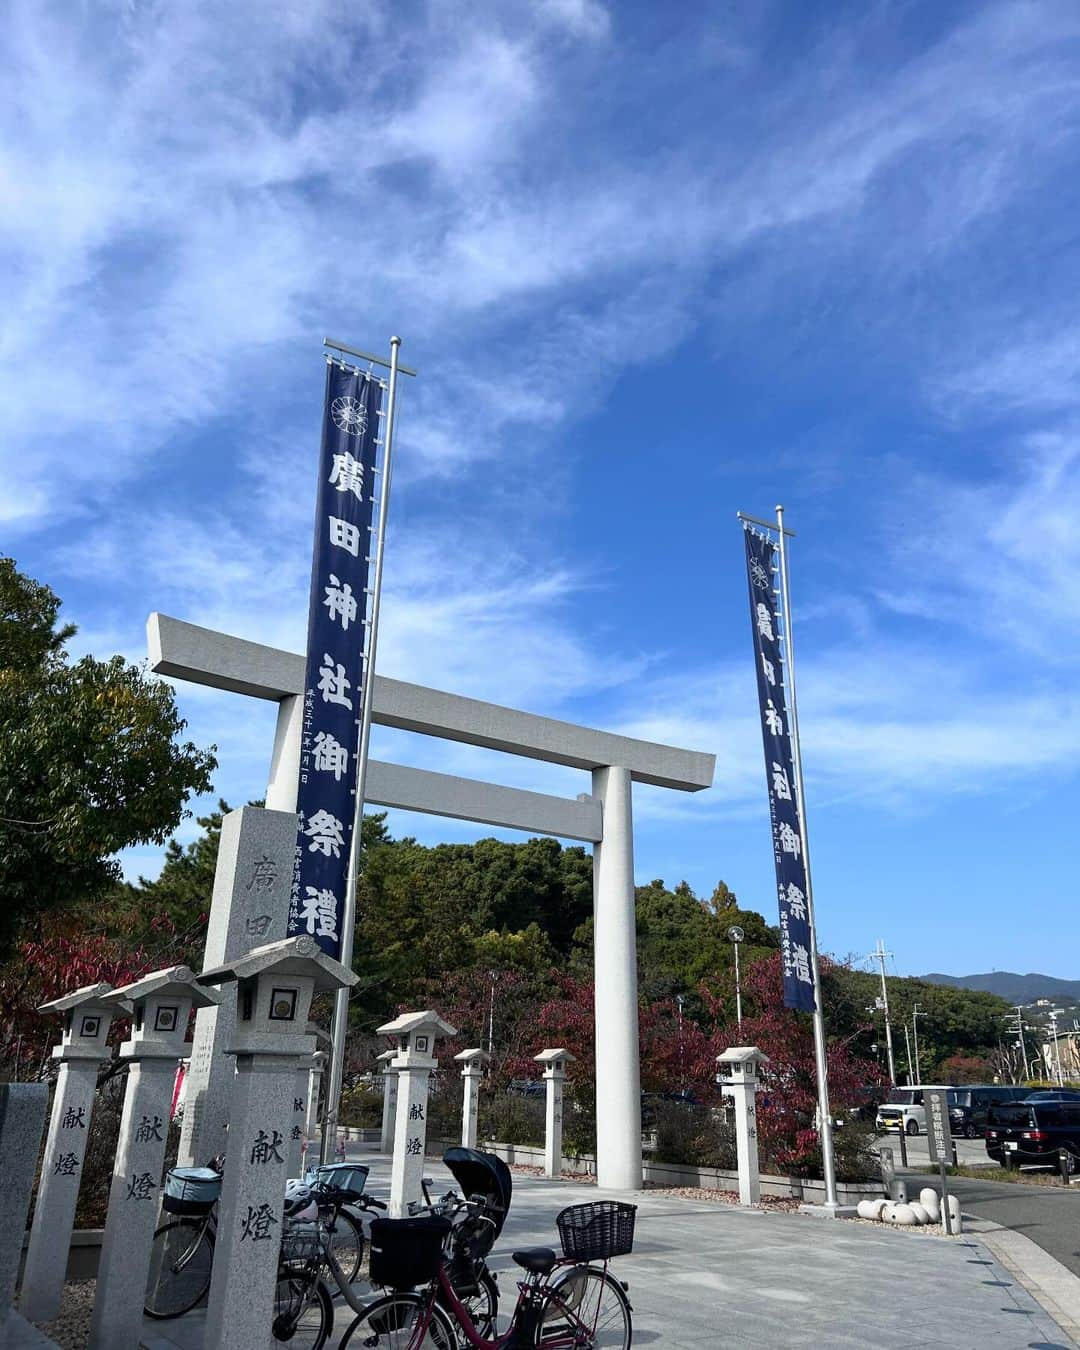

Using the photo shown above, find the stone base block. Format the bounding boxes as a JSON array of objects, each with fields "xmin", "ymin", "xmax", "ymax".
[{"xmin": 798, "ymin": 1203, "xmax": 860, "ymax": 1219}]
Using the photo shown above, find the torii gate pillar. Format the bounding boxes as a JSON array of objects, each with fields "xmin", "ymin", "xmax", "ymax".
[{"xmin": 592, "ymin": 767, "xmax": 642, "ymax": 1190}]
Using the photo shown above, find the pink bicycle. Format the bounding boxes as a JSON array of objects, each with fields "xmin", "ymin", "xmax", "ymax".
[{"xmin": 340, "ymin": 1200, "xmax": 635, "ymax": 1349}]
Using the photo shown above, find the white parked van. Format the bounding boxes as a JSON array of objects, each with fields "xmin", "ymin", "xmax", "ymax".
[{"xmin": 875, "ymin": 1085, "xmax": 951, "ymax": 1136}]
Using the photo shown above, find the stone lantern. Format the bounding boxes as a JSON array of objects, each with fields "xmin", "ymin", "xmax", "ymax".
[
  {"xmin": 21, "ymin": 984, "xmax": 116, "ymax": 1323},
  {"xmin": 89, "ymin": 967, "xmax": 221, "ymax": 1350},
  {"xmin": 716, "ymin": 1045, "xmax": 770, "ymax": 1205},
  {"xmin": 454, "ymin": 1048, "xmax": 490, "ymax": 1149},
  {"xmin": 197, "ymin": 936, "xmax": 356, "ymax": 1350},
  {"xmin": 377, "ymin": 1046, "xmax": 400, "ymax": 1154},
  {"xmin": 534, "ymin": 1048, "xmax": 576, "ymax": 1178},
  {"xmin": 376, "ymin": 1010, "xmax": 457, "ymax": 1215}
]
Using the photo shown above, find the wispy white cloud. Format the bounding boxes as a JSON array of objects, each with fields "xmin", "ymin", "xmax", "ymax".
[{"xmin": 5, "ymin": 0, "xmax": 1080, "ymax": 529}]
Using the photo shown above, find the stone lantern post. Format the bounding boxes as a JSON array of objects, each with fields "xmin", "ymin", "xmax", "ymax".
[
  {"xmin": 377, "ymin": 1047, "xmax": 400, "ymax": 1154},
  {"xmin": 716, "ymin": 1046, "xmax": 770, "ymax": 1206},
  {"xmin": 535, "ymin": 1048, "xmax": 576, "ymax": 1178},
  {"xmin": 198, "ymin": 936, "xmax": 356, "ymax": 1350},
  {"xmin": 454, "ymin": 1048, "xmax": 489, "ymax": 1149},
  {"xmin": 21, "ymin": 983, "xmax": 116, "ymax": 1323},
  {"xmin": 89, "ymin": 967, "xmax": 221, "ymax": 1350},
  {"xmin": 376, "ymin": 1011, "xmax": 457, "ymax": 1216}
]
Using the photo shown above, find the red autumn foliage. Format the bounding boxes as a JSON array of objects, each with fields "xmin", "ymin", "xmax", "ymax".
[{"xmin": 0, "ymin": 912, "xmax": 194, "ymax": 1079}]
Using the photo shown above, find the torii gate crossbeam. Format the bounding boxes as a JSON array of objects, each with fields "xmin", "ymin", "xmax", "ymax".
[{"xmin": 149, "ymin": 613, "xmax": 716, "ymax": 1190}]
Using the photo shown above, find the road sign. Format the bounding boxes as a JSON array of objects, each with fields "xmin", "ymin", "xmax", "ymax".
[
  {"xmin": 924, "ymin": 1088, "xmax": 954, "ymax": 1235},
  {"xmin": 925, "ymin": 1089, "xmax": 952, "ymax": 1164}
]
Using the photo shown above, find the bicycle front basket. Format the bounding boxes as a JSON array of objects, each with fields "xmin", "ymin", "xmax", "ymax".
[
  {"xmin": 280, "ymin": 1218, "xmax": 323, "ymax": 1270},
  {"xmin": 556, "ymin": 1202, "xmax": 636, "ymax": 1261},
  {"xmin": 369, "ymin": 1215, "xmax": 451, "ymax": 1289},
  {"xmin": 162, "ymin": 1166, "xmax": 222, "ymax": 1216}
]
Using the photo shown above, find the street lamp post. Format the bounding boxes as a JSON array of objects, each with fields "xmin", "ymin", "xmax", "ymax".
[
  {"xmin": 676, "ymin": 994, "xmax": 685, "ymax": 1089},
  {"xmin": 486, "ymin": 971, "xmax": 498, "ymax": 1060},
  {"xmin": 727, "ymin": 926, "xmax": 744, "ymax": 1031}
]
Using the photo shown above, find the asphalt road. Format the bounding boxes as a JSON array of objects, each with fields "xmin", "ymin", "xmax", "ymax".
[{"xmin": 901, "ymin": 1166, "xmax": 1080, "ymax": 1276}]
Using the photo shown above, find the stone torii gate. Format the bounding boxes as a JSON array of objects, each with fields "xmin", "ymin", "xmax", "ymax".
[{"xmin": 149, "ymin": 613, "xmax": 715, "ymax": 1190}]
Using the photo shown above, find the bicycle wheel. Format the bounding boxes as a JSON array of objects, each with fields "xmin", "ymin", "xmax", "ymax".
[
  {"xmin": 272, "ymin": 1272, "xmax": 333, "ymax": 1348},
  {"xmin": 539, "ymin": 1266, "xmax": 631, "ymax": 1349},
  {"xmin": 456, "ymin": 1269, "xmax": 499, "ymax": 1339},
  {"xmin": 144, "ymin": 1218, "xmax": 215, "ymax": 1318},
  {"xmin": 339, "ymin": 1292, "xmax": 458, "ymax": 1349},
  {"xmin": 325, "ymin": 1204, "xmax": 365, "ymax": 1285}
]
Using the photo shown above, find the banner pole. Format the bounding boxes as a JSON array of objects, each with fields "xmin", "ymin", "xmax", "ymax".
[
  {"xmin": 775, "ymin": 503, "xmax": 839, "ymax": 1211},
  {"xmin": 322, "ymin": 336, "xmax": 403, "ymax": 1163}
]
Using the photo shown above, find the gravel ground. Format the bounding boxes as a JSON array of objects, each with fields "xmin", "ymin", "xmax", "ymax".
[
  {"xmin": 23, "ymin": 1279, "xmax": 95, "ymax": 1350},
  {"xmin": 644, "ymin": 1183, "xmax": 804, "ymax": 1211}
]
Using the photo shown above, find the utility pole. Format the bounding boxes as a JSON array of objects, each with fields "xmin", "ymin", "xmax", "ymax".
[
  {"xmin": 1049, "ymin": 1010, "xmax": 1064, "ymax": 1086},
  {"xmin": 865, "ymin": 940, "xmax": 896, "ymax": 1084},
  {"xmin": 903, "ymin": 1023, "xmax": 914, "ymax": 1086},
  {"xmin": 1009, "ymin": 1006, "xmax": 1030, "ymax": 1080},
  {"xmin": 911, "ymin": 1004, "xmax": 926, "ymax": 1087}
]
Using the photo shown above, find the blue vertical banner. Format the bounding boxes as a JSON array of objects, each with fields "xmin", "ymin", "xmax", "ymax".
[
  {"xmin": 287, "ymin": 363, "xmax": 384, "ymax": 957},
  {"xmin": 742, "ymin": 526, "xmax": 816, "ymax": 1012}
]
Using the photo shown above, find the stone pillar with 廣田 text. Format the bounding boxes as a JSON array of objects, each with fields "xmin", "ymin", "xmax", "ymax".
[
  {"xmin": 379, "ymin": 1011, "xmax": 456, "ymax": 1217},
  {"xmin": 178, "ymin": 805, "xmax": 297, "ymax": 1168}
]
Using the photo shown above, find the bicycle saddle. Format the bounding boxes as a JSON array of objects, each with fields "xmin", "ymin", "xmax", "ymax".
[{"xmin": 512, "ymin": 1247, "xmax": 558, "ymax": 1275}]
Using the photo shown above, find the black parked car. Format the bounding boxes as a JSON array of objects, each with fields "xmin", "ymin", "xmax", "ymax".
[
  {"xmin": 948, "ymin": 1084, "xmax": 1031, "ymax": 1139},
  {"xmin": 985, "ymin": 1101, "xmax": 1080, "ymax": 1169}
]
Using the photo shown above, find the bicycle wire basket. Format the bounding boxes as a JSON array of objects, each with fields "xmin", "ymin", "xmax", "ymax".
[
  {"xmin": 556, "ymin": 1201, "xmax": 637, "ymax": 1261},
  {"xmin": 162, "ymin": 1166, "xmax": 222, "ymax": 1216},
  {"xmin": 369, "ymin": 1215, "xmax": 452, "ymax": 1289},
  {"xmin": 280, "ymin": 1218, "xmax": 323, "ymax": 1271}
]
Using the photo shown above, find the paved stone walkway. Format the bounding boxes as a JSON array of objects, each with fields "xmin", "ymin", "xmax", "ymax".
[{"xmin": 140, "ymin": 1150, "xmax": 1076, "ymax": 1349}]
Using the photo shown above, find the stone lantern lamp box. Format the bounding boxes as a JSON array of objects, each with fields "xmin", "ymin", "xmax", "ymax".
[
  {"xmin": 376, "ymin": 1010, "xmax": 457, "ymax": 1069},
  {"xmin": 39, "ymin": 982, "xmax": 117, "ymax": 1059},
  {"xmin": 197, "ymin": 935, "xmax": 357, "ymax": 1056},
  {"xmin": 716, "ymin": 1045, "xmax": 770, "ymax": 1086}
]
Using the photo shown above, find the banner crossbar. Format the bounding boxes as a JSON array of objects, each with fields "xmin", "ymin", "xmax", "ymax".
[
  {"xmin": 737, "ymin": 510, "xmax": 796, "ymax": 538},
  {"xmin": 324, "ymin": 336, "xmax": 418, "ymax": 377}
]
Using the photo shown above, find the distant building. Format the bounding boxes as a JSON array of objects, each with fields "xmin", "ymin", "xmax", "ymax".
[{"xmin": 1041, "ymin": 1030, "xmax": 1080, "ymax": 1080}]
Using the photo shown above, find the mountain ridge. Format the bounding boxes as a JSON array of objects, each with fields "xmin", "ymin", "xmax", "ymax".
[{"xmin": 921, "ymin": 971, "xmax": 1080, "ymax": 1003}]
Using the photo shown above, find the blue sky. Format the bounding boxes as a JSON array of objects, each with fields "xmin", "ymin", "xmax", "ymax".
[{"xmin": 4, "ymin": 0, "xmax": 1080, "ymax": 978}]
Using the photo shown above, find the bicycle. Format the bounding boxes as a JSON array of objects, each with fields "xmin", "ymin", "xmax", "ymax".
[
  {"xmin": 409, "ymin": 1183, "xmax": 502, "ymax": 1340},
  {"xmin": 406, "ymin": 1149, "xmax": 514, "ymax": 1340},
  {"xmin": 144, "ymin": 1158, "xmax": 383, "ymax": 1322},
  {"xmin": 339, "ymin": 1200, "xmax": 635, "ymax": 1349}
]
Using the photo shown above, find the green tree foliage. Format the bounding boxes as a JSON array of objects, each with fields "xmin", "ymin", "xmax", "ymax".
[
  {"xmin": 351, "ymin": 832, "xmax": 594, "ymax": 1027},
  {"xmin": 823, "ymin": 964, "xmax": 1011, "ymax": 1080},
  {"xmin": 0, "ymin": 558, "xmax": 216, "ymax": 954}
]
